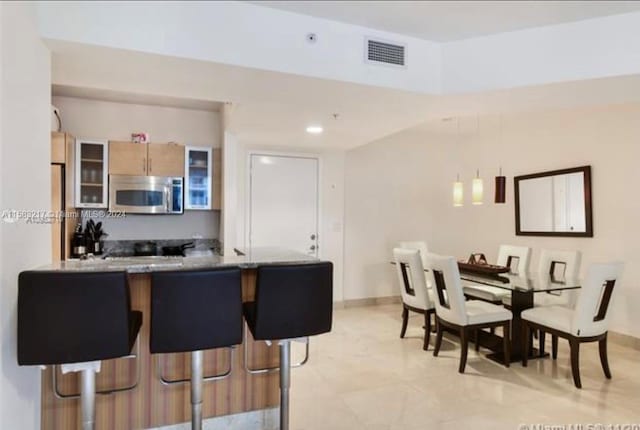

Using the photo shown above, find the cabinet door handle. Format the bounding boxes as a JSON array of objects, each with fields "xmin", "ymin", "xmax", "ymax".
[
  {"xmin": 143, "ymin": 158, "xmax": 146, "ymax": 174},
  {"xmin": 149, "ymin": 158, "xmax": 152, "ymax": 173}
]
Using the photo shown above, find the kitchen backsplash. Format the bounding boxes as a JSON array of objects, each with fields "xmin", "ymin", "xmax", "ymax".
[{"xmin": 103, "ymin": 238, "xmax": 222, "ymax": 256}]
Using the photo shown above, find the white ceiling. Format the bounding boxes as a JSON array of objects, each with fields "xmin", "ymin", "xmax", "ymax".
[{"xmin": 253, "ymin": 0, "xmax": 640, "ymax": 42}]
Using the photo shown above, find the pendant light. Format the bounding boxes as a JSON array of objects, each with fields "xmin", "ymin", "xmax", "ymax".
[
  {"xmin": 494, "ymin": 114, "xmax": 506, "ymax": 203},
  {"xmin": 452, "ymin": 117, "xmax": 464, "ymax": 207},
  {"xmin": 453, "ymin": 173, "xmax": 464, "ymax": 207},
  {"xmin": 495, "ymin": 167, "xmax": 506, "ymax": 203},
  {"xmin": 472, "ymin": 169, "xmax": 483, "ymax": 205},
  {"xmin": 471, "ymin": 115, "xmax": 483, "ymax": 205}
]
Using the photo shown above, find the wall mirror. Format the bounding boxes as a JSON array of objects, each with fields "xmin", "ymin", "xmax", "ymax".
[{"xmin": 514, "ymin": 166, "xmax": 592, "ymax": 237}]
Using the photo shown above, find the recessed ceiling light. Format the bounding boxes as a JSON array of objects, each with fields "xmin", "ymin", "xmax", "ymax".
[{"xmin": 306, "ymin": 125, "xmax": 323, "ymax": 134}]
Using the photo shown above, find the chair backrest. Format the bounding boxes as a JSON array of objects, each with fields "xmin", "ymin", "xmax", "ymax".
[
  {"xmin": 398, "ymin": 241, "xmax": 428, "ymax": 267},
  {"xmin": 252, "ymin": 262, "xmax": 333, "ymax": 341},
  {"xmin": 424, "ymin": 253, "xmax": 467, "ymax": 326},
  {"xmin": 497, "ymin": 245, "xmax": 531, "ymax": 275},
  {"xmin": 150, "ymin": 268, "xmax": 243, "ymax": 354},
  {"xmin": 18, "ymin": 271, "xmax": 134, "ymax": 365},
  {"xmin": 571, "ymin": 263, "xmax": 624, "ymax": 337},
  {"xmin": 393, "ymin": 248, "xmax": 432, "ymax": 311},
  {"xmin": 538, "ymin": 249, "xmax": 581, "ymax": 279}
]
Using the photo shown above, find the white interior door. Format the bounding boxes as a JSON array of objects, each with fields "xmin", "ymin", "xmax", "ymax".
[{"xmin": 249, "ymin": 154, "xmax": 319, "ymax": 256}]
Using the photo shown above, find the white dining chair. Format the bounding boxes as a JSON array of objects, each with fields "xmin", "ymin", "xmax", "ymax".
[
  {"xmin": 393, "ymin": 248, "xmax": 435, "ymax": 351},
  {"xmin": 425, "ymin": 253, "xmax": 512, "ymax": 372},
  {"xmin": 464, "ymin": 245, "xmax": 531, "ymax": 303},
  {"xmin": 522, "ymin": 262, "xmax": 624, "ymax": 388},
  {"xmin": 505, "ymin": 249, "xmax": 581, "ymax": 355},
  {"xmin": 397, "ymin": 241, "xmax": 429, "ymax": 267},
  {"xmin": 502, "ymin": 249, "xmax": 581, "ymax": 307}
]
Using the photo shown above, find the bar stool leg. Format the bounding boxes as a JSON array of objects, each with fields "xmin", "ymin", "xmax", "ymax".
[
  {"xmin": 80, "ymin": 368, "xmax": 96, "ymax": 430},
  {"xmin": 279, "ymin": 341, "xmax": 291, "ymax": 430},
  {"xmin": 191, "ymin": 350, "xmax": 204, "ymax": 430}
]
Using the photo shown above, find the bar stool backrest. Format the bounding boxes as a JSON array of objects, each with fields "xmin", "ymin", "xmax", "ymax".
[
  {"xmin": 393, "ymin": 248, "xmax": 432, "ymax": 311},
  {"xmin": 424, "ymin": 253, "xmax": 468, "ymax": 326},
  {"xmin": 571, "ymin": 263, "xmax": 624, "ymax": 337},
  {"xmin": 18, "ymin": 271, "xmax": 134, "ymax": 365},
  {"xmin": 252, "ymin": 262, "xmax": 333, "ymax": 341},
  {"xmin": 150, "ymin": 268, "xmax": 243, "ymax": 354}
]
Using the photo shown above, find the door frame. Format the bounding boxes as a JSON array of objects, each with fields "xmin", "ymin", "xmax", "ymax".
[{"xmin": 246, "ymin": 150, "xmax": 322, "ymax": 256}]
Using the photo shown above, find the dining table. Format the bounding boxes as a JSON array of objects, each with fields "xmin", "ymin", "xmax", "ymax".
[{"xmin": 459, "ymin": 269, "xmax": 581, "ymax": 363}]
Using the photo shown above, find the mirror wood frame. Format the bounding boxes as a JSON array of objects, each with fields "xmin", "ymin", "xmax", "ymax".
[{"xmin": 514, "ymin": 165, "xmax": 593, "ymax": 237}]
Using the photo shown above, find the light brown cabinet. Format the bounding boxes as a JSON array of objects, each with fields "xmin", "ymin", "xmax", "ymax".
[
  {"xmin": 147, "ymin": 143, "xmax": 184, "ymax": 176},
  {"xmin": 50, "ymin": 132, "xmax": 79, "ymax": 261},
  {"xmin": 109, "ymin": 141, "xmax": 147, "ymax": 175},
  {"xmin": 213, "ymin": 148, "xmax": 222, "ymax": 210},
  {"xmin": 109, "ymin": 141, "xmax": 184, "ymax": 177}
]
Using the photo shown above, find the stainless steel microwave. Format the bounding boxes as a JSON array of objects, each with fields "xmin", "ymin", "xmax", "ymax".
[{"xmin": 109, "ymin": 175, "xmax": 183, "ymax": 214}]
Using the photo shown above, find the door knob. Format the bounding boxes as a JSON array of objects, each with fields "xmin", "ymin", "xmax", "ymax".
[
  {"xmin": 310, "ymin": 234, "xmax": 316, "ymax": 240},
  {"xmin": 309, "ymin": 245, "xmax": 316, "ymax": 251}
]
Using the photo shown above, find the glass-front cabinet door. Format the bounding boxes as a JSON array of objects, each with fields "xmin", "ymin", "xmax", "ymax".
[
  {"xmin": 75, "ymin": 139, "xmax": 108, "ymax": 208},
  {"xmin": 185, "ymin": 146, "xmax": 212, "ymax": 210}
]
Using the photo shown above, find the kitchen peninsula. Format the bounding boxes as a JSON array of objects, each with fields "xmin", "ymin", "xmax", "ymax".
[{"xmin": 28, "ymin": 248, "xmax": 324, "ymax": 430}]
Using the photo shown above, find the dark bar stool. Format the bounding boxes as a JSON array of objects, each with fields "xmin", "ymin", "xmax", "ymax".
[
  {"xmin": 150, "ymin": 268, "xmax": 243, "ymax": 430},
  {"xmin": 243, "ymin": 262, "xmax": 333, "ymax": 430},
  {"xmin": 18, "ymin": 271, "xmax": 142, "ymax": 430}
]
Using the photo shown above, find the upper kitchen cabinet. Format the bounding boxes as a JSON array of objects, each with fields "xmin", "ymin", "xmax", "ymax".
[
  {"xmin": 147, "ymin": 143, "xmax": 185, "ymax": 176},
  {"xmin": 75, "ymin": 139, "xmax": 108, "ymax": 208},
  {"xmin": 108, "ymin": 141, "xmax": 147, "ymax": 175},
  {"xmin": 109, "ymin": 141, "xmax": 184, "ymax": 177},
  {"xmin": 185, "ymin": 146, "xmax": 215, "ymax": 210}
]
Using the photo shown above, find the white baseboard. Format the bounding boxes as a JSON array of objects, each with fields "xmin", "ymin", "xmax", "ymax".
[{"xmin": 334, "ymin": 295, "xmax": 401, "ymax": 309}]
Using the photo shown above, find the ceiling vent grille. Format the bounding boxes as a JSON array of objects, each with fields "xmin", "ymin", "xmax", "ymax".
[{"xmin": 366, "ymin": 38, "xmax": 406, "ymax": 67}]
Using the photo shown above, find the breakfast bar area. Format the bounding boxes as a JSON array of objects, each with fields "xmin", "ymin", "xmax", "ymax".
[{"xmin": 19, "ymin": 249, "xmax": 333, "ymax": 430}]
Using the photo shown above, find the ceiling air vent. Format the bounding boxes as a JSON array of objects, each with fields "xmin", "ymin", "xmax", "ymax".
[{"xmin": 365, "ymin": 38, "xmax": 406, "ymax": 67}]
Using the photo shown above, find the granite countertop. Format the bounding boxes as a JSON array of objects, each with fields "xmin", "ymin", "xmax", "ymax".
[{"xmin": 31, "ymin": 247, "xmax": 320, "ymax": 273}]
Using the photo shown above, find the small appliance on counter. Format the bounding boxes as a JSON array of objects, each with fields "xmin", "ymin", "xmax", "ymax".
[{"xmin": 71, "ymin": 224, "xmax": 86, "ymax": 258}]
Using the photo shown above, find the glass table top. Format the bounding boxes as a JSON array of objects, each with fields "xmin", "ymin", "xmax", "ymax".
[{"xmin": 460, "ymin": 271, "xmax": 581, "ymax": 293}]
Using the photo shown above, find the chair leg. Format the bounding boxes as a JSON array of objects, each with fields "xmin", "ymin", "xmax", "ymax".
[
  {"xmin": 433, "ymin": 319, "xmax": 443, "ymax": 357},
  {"xmin": 431, "ymin": 313, "xmax": 437, "ymax": 333},
  {"xmin": 569, "ymin": 338, "xmax": 582, "ymax": 389},
  {"xmin": 400, "ymin": 306, "xmax": 408, "ymax": 339},
  {"xmin": 539, "ymin": 331, "xmax": 546, "ymax": 355},
  {"xmin": 599, "ymin": 334, "xmax": 612, "ymax": 379},
  {"xmin": 522, "ymin": 322, "xmax": 530, "ymax": 367},
  {"xmin": 459, "ymin": 328, "xmax": 469, "ymax": 373},
  {"xmin": 423, "ymin": 312, "xmax": 431, "ymax": 351},
  {"xmin": 503, "ymin": 322, "xmax": 511, "ymax": 367},
  {"xmin": 552, "ymin": 335, "xmax": 558, "ymax": 360},
  {"xmin": 475, "ymin": 329, "xmax": 480, "ymax": 352}
]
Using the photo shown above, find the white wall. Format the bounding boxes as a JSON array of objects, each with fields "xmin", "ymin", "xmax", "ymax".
[
  {"xmin": 1, "ymin": 2, "xmax": 51, "ymax": 429},
  {"xmin": 344, "ymin": 104, "xmax": 640, "ymax": 338},
  {"xmin": 52, "ymin": 96, "xmax": 221, "ymax": 240},
  {"xmin": 228, "ymin": 143, "xmax": 345, "ymax": 302}
]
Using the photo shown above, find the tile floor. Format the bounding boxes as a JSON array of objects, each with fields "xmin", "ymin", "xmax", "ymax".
[{"xmin": 288, "ymin": 304, "xmax": 640, "ymax": 430}]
